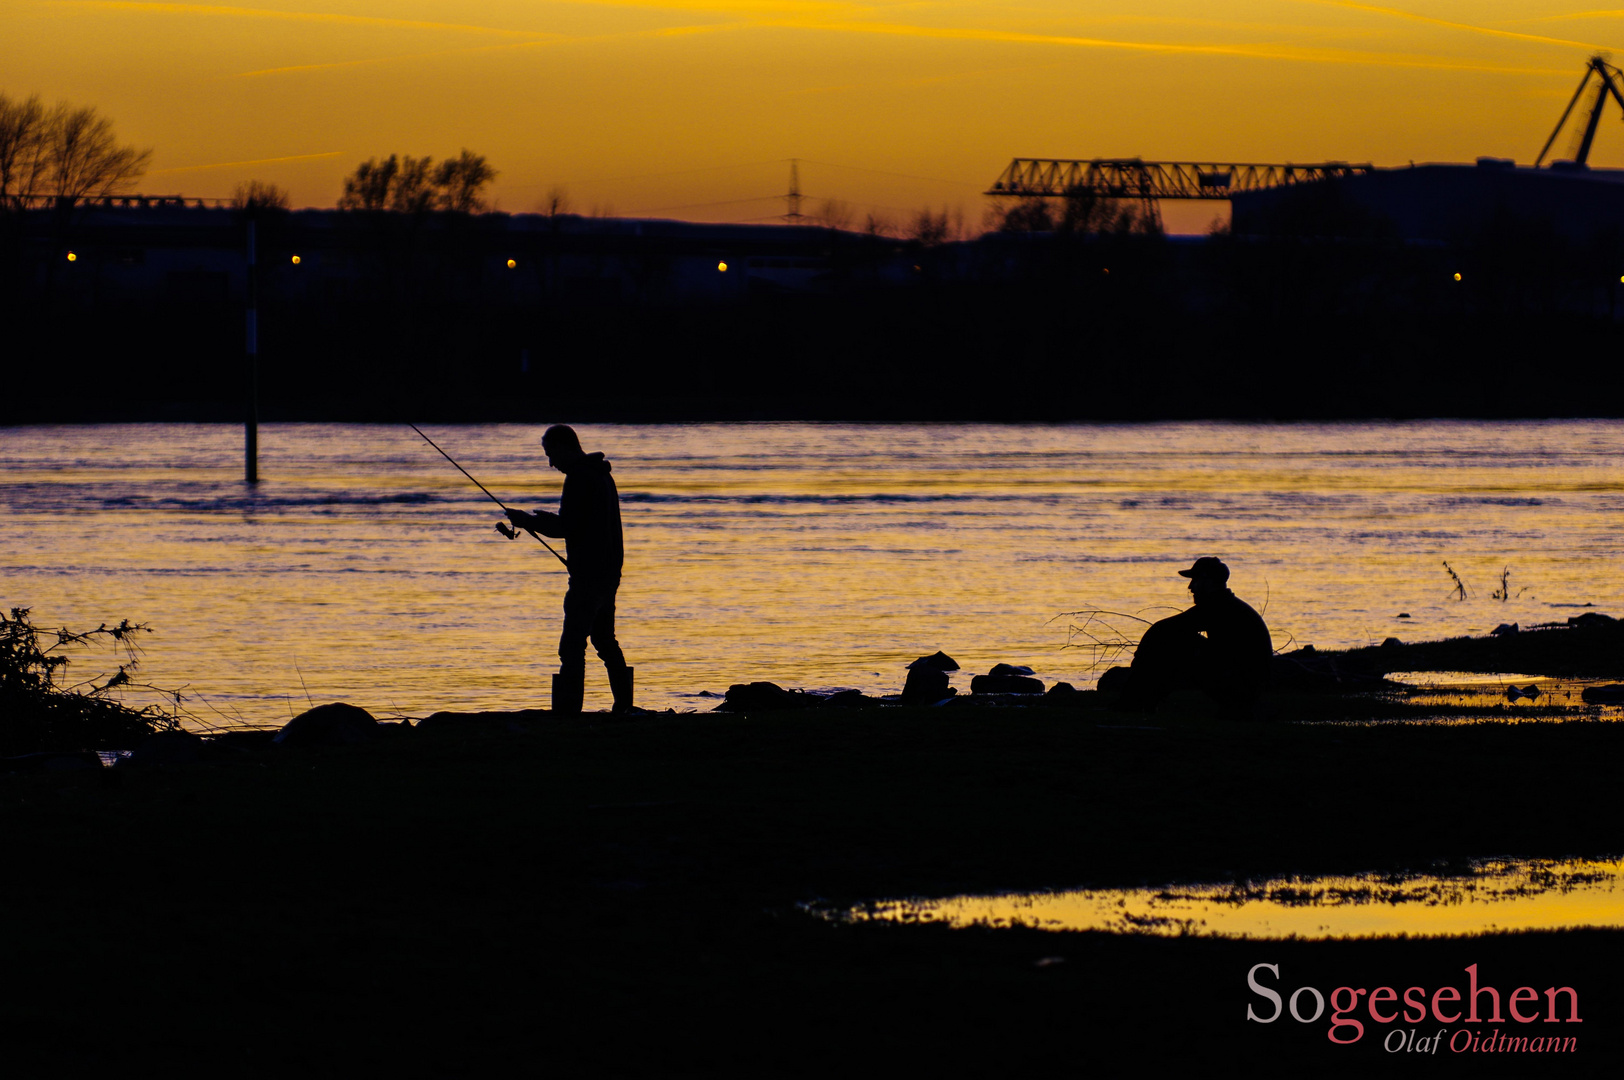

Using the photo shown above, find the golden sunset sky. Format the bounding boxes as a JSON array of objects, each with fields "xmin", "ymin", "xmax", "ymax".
[{"xmin": 8, "ymin": 1, "xmax": 1624, "ymax": 230}]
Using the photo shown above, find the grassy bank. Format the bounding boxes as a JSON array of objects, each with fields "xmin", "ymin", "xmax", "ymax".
[{"xmin": 6, "ymin": 697, "xmax": 1621, "ymax": 1073}]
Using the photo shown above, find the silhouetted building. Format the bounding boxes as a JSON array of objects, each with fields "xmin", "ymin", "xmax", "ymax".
[{"xmin": 1232, "ymin": 160, "xmax": 1624, "ymax": 243}]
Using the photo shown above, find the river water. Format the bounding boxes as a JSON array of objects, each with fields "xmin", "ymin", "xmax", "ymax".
[
  {"xmin": 2, "ymin": 421, "xmax": 1621, "ymax": 723},
  {"xmin": 826, "ymin": 856, "xmax": 1624, "ymax": 939}
]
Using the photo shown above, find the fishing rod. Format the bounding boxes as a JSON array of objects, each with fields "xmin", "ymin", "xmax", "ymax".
[{"xmin": 408, "ymin": 423, "xmax": 568, "ymax": 568}]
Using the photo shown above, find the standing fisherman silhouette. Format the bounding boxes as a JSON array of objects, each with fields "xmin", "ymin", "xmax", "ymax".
[{"xmin": 504, "ymin": 425, "xmax": 634, "ymax": 715}]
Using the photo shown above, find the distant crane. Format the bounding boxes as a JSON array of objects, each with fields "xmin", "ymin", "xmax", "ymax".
[
  {"xmin": 986, "ymin": 159, "xmax": 1372, "ymax": 200},
  {"xmin": 1535, "ymin": 54, "xmax": 1624, "ymax": 168}
]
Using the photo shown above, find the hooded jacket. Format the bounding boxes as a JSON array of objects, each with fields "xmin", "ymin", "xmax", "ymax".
[{"xmin": 531, "ymin": 452, "xmax": 623, "ymax": 582}]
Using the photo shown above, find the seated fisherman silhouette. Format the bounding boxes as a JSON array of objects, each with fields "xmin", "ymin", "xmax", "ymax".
[
  {"xmin": 504, "ymin": 425, "xmax": 634, "ymax": 714},
  {"xmin": 1115, "ymin": 557, "xmax": 1272, "ymax": 716}
]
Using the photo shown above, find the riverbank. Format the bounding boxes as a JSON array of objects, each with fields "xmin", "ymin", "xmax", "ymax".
[{"xmin": 7, "ymin": 697, "xmax": 1620, "ymax": 1072}]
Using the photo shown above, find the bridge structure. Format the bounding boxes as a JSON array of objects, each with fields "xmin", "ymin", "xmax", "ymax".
[
  {"xmin": 986, "ymin": 158, "xmax": 1376, "ymax": 200},
  {"xmin": 4, "ymin": 193, "xmax": 229, "ymax": 211}
]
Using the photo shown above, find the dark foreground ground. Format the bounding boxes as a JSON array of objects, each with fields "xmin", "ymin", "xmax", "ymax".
[{"xmin": 6, "ymin": 682, "xmax": 1622, "ymax": 1075}]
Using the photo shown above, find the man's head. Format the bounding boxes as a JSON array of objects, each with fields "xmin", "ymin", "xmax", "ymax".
[
  {"xmin": 542, "ymin": 424, "xmax": 584, "ymax": 472},
  {"xmin": 1178, "ymin": 556, "xmax": 1230, "ymax": 602}
]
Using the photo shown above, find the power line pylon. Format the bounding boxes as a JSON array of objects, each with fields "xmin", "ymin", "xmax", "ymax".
[{"xmin": 785, "ymin": 158, "xmax": 804, "ymax": 224}]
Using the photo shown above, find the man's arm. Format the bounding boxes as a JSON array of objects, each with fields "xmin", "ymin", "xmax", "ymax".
[
  {"xmin": 506, "ymin": 507, "xmax": 566, "ymax": 538},
  {"xmin": 1156, "ymin": 605, "xmax": 1206, "ymax": 633}
]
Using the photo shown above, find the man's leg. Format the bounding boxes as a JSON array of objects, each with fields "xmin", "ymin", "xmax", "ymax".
[
  {"xmin": 1128, "ymin": 616, "xmax": 1209, "ymax": 709},
  {"xmin": 588, "ymin": 580, "xmax": 626, "ymax": 672},
  {"xmin": 587, "ymin": 579, "xmax": 634, "ymax": 712},
  {"xmin": 554, "ymin": 583, "xmax": 591, "ymax": 714}
]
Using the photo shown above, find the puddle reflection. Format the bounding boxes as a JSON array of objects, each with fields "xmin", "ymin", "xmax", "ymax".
[
  {"xmin": 1322, "ymin": 672, "xmax": 1624, "ymax": 725},
  {"xmin": 831, "ymin": 857, "xmax": 1624, "ymax": 939}
]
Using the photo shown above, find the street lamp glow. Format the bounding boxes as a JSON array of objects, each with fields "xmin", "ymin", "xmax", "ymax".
[
  {"xmin": 506, "ymin": 258, "xmax": 517, "ymax": 269},
  {"xmin": 717, "ymin": 261, "xmax": 727, "ymax": 272},
  {"xmin": 1453, "ymin": 272, "xmax": 1462, "ymax": 281},
  {"xmin": 66, "ymin": 251, "xmax": 77, "ymax": 262},
  {"xmin": 291, "ymin": 255, "xmax": 301, "ymax": 265}
]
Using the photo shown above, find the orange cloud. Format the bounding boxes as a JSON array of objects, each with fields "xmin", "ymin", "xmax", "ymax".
[
  {"xmin": 761, "ymin": 18, "xmax": 1574, "ymax": 75},
  {"xmin": 1299, "ymin": 1, "xmax": 1618, "ymax": 51}
]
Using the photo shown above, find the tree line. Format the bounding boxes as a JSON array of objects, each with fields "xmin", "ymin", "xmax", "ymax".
[
  {"xmin": 338, "ymin": 151, "xmax": 497, "ymax": 213},
  {"xmin": 0, "ymin": 92, "xmax": 150, "ymax": 209},
  {"xmin": 3, "ymin": 88, "xmax": 981, "ymax": 237}
]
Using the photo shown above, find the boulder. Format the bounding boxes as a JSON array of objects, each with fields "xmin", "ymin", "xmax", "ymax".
[
  {"xmin": 1096, "ymin": 666, "xmax": 1133, "ymax": 693},
  {"xmin": 901, "ymin": 666, "xmax": 955, "ymax": 705},
  {"xmin": 907, "ymin": 651, "xmax": 959, "ymax": 672},
  {"xmin": 273, "ymin": 702, "xmax": 380, "ymax": 746},
  {"xmin": 122, "ymin": 730, "xmax": 203, "ymax": 766},
  {"xmin": 970, "ymin": 673, "xmax": 1045, "ymax": 695},
  {"xmin": 715, "ymin": 682, "xmax": 816, "ymax": 711},
  {"xmin": 987, "ymin": 663, "xmax": 1035, "ymax": 677},
  {"xmin": 1581, "ymin": 684, "xmax": 1624, "ymax": 705},
  {"xmin": 416, "ymin": 711, "xmax": 535, "ymax": 733}
]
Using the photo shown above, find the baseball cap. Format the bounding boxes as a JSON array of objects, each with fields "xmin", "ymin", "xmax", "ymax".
[{"xmin": 1178, "ymin": 557, "xmax": 1230, "ymax": 582}]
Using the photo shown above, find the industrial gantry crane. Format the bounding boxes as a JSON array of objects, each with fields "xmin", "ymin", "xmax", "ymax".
[
  {"xmin": 985, "ymin": 159, "xmax": 1373, "ymax": 200},
  {"xmin": 983, "ymin": 159, "xmax": 1374, "ymax": 230},
  {"xmin": 1535, "ymin": 54, "xmax": 1624, "ymax": 168},
  {"xmin": 985, "ymin": 55, "xmax": 1624, "ymax": 223}
]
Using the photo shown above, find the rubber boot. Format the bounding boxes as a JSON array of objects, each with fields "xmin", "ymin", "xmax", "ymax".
[
  {"xmin": 608, "ymin": 665, "xmax": 635, "ymax": 714},
  {"xmin": 551, "ymin": 669, "xmax": 584, "ymax": 716}
]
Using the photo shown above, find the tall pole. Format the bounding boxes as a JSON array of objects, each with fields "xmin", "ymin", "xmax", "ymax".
[{"xmin": 245, "ymin": 215, "xmax": 259, "ymax": 483}]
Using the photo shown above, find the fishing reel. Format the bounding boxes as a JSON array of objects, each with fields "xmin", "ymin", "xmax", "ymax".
[{"xmin": 495, "ymin": 521, "xmax": 519, "ymax": 540}]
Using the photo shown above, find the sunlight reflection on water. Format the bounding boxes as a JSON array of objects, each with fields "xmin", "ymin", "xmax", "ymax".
[
  {"xmin": 830, "ymin": 856, "xmax": 1624, "ymax": 939},
  {"xmin": 1, "ymin": 420, "xmax": 1621, "ymax": 722}
]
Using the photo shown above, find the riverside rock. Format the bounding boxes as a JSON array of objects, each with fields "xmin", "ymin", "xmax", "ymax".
[
  {"xmin": 970, "ymin": 672, "xmax": 1045, "ymax": 694},
  {"xmin": 1096, "ymin": 666, "xmax": 1132, "ymax": 693},
  {"xmin": 987, "ymin": 663, "xmax": 1035, "ymax": 677},
  {"xmin": 901, "ymin": 666, "xmax": 955, "ymax": 704},
  {"xmin": 716, "ymin": 682, "xmax": 816, "ymax": 711},
  {"xmin": 907, "ymin": 651, "xmax": 959, "ymax": 672},
  {"xmin": 123, "ymin": 730, "xmax": 204, "ymax": 766},
  {"xmin": 273, "ymin": 702, "xmax": 381, "ymax": 746}
]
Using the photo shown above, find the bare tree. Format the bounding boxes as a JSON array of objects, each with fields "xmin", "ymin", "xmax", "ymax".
[
  {"xmin": 339, "ymin": 151, "xmax": 497, "ymax": 213},
  {"xmin": 539, "ymin": 185, "xmax": 571, "ymax": 217},
  {"xmin": 863, "ymin": 211, "xmax": 895, "ymax": 238},
  {"xmin": 433, "ymin": 149, "xmax": 496, "ymax": 212},
  {"xmin": 0, "ymin": 93, "xmax": 51, "ymax": 210},
  {"xmin": 48, "ymin": 103, "xmax": 151, "ymax": 200},
  {"xmin": 231, "ymin": 179, "xmax": 290, "ymax": 211},
  {"xmin": 909, "ymin": 206, "xmax": 953, "ymax": 246},
  {"xmin": 338, "ymin": 155, "xmax": 397, "ymax": 211},
  {"xmin": 812, "ymin": 198, "xmax": 854, "ymax": 231},
  {"xmin": 0, "ymin": 92, "xmax": 149, "ymax": 208},
  {"xmin": 389, "ymin": 155, "xmax": 437, "ymax": 213}
]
